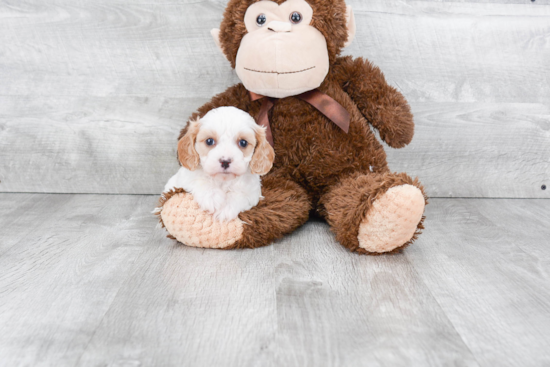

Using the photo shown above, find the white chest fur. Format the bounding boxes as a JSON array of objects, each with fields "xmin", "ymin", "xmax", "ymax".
[{"xmin": 164, "ymin": 167, "xmax": 262, "ymax": 221}]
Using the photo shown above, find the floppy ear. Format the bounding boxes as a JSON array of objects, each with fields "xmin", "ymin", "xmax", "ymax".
[
  {"xmin": 177, "ymin": 119, "xmax": 201, "ymax": 171},
  {"xmin": 250, "ymin": 126, "xmax": 275, "ymax": 175}
]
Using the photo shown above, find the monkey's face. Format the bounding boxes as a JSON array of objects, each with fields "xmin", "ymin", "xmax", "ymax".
[
  {"xmin": 234, "ymin": 0, "xmax": 328, "ymax": 98},
  {"xmin": 212, "ymin": 0, "xmax": 356, "ymax": 99}
]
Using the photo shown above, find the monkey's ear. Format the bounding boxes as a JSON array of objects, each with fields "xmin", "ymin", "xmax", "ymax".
[
  {"xmin": 344, "ymin": 6, "xmax": 356, "ymax": 48},
  {"xmin": 210, "ymin": 28, "xmax": 224, "ymax": 54}
]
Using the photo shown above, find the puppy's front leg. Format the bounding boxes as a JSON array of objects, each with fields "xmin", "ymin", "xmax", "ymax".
[
  {"xmin": 215, "ymin": 190, "xmax": 260, "ymax": 222},
  {"xmin": 194, "ymin": 188, "xmax": 225, "ymax": 216},
  {"xmin": 214, "ymin": 205, "xmax": 242, "ymax": 222}
]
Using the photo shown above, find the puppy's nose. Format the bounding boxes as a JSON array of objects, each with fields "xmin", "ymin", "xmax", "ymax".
[{"xmin": 220, "ymin": 159, "xmax": 231, "ymax": 169}]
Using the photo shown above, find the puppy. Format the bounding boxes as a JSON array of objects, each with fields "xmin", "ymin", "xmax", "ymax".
[{"xmin": 162, "ymin": 107, "xmax": 275, "ymax": 221}]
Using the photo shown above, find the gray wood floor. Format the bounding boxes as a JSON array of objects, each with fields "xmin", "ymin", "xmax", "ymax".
[
  {"xmin": 0, "ymin": 193, "xmax": 549, "ymax": 367},
  {"xmin": 2, "ymin": 0, "xmax": 550, "ymax": 366}
]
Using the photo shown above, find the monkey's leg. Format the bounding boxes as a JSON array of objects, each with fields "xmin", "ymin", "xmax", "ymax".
[
  {"xmin": 319, "ymin": 172, "xmax": 427, "ymax": 254},
  {"xmin": 157, "ymin": 172, "xmax": 311, "ymax": 249},
  {"xmin": 157, "ymin": 188, "xmax": 244, "ymax": 249}
]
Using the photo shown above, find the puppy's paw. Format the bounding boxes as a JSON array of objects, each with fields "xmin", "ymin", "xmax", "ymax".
[
  {"xmin": 159, "ymin": 192, "xmax": 243, "ymax": 249},
  {"xmin": 213, "ymin": 205, "xmax": 242, "ymax": 222},
  {"xmin": 196, "ymin": 190, "xmax": 226, "ymax": 215}
]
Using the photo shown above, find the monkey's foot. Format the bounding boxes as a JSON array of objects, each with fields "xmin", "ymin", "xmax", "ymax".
[
  {"xmin": 358, "ymin": 185, "xmax": 425, "ymax": 253},
  {"xmin": 158, "ymin": 191, "xmax": 243, "ymax": 249}
]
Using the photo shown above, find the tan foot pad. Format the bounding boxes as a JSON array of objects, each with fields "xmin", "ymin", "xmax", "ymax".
[
  {"xmin": 358, "ymin": 185, "xmax": 425, "ymax": 253},
  {"xmin": 160, "ymin": 193, "xmax": 243, "ymax": 249}
]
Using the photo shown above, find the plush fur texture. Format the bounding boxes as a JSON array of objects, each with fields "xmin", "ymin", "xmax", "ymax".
[
  {"xmin": 163, "ymin": 166, "xmax": 263, "ymax": 222},
  {"xmin": 233, "ymin": 0, "xmax": 331, "ymax": 98},
  {"xmin": 357, "ymin": 185, "xmax": 425, "ymax": 253},
  {"xmin": 159, "ymin": 190, "xmax": 244, "ymax": 248},
  {"xmin": 319, "ymin": 173, "xmax": 428, "ymax": 254},
  {"xmin": 160, "ymin": 0, "xmax": 427, "ymax": 254},
  {"xmin": 165, "ymin": 107, "xmax": 274, "ymax": 221},
  {"xmin": 218, "ymin": 0, "xmax": 349, "ymax": 67}
]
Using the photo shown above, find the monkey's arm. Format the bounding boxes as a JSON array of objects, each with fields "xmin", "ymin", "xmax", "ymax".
[
  {"xmin": 177, "ymin": 83, "xmax": 251, "ymax": 140},
  {"xmin": 334, "ymin": 56, "xmax": 414, "ymax": 148}
]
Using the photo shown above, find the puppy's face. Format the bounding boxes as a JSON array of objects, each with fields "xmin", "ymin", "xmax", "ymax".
[{"xmin": 178, "ymin": 107, "xmax": 274, "ymax": 181}]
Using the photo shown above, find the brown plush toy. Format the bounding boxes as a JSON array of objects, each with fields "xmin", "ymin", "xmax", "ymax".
[{"xmin": 157, "ymin": 0, "xmax": 428, "ymax": 254}]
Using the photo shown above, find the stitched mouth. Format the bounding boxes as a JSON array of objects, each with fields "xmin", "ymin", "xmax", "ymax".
[{"xmin": 244, "ymin": 66, "xmax": 315, "ymax": 75}]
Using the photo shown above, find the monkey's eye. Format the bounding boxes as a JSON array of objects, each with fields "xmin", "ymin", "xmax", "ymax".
[
  {"xmin": 256, "ymin": 14, "xmax": 267, "ymax": 26},
  {"xmin": 239, "ymin": 139, "xmax": 248, "ymax": 148},
  {"xmin": 289, "ymin": 11, "xmax": 302, "ymax": 24},
  {"xmin": 205, "ymin": 138, "xmax": 215, "ymax": 146}
]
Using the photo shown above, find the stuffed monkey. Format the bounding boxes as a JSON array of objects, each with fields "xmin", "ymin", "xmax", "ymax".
[{"xmin": 157, "ymin": 0, "xmax": 428, "ymax": 254}]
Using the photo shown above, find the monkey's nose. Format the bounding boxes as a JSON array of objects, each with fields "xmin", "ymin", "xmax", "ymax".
[
  {"xmin": 267, "ymin": 21, "xmax": 292, "ymax": 33},
  {"xmin": 220, "ymin": 159, "xmax": 231, "ymax": 169}
]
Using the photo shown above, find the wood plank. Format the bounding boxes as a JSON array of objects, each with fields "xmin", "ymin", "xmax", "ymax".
[
  {"xmin": 1, "ymin": 194, "xmax": 549, "ymax": 365},
  {"xmin": 1, "ymin": 1, "xmax": 549, "ymax": 197},
  {"xmin": 270, "ymin": 220, "xmax": 478, "ymax": 367},
  {"xmin": 0, "ymin": 193, "xmax": 74, "ymax": 254},
  {"xmin": 1, "ymin": 98, "xmax": 548, "ymax": 198},
  {"xmin": 0, "ymin": 1, "xmax": 548, "ymax": 103},
  {"xmin": 0, "ymin": 96, "xmax": 186, "ymax": 194},
  {"xmin": 0, "ymin": 194, "xmax": 161, "ymax": 367},
  {"xmin": 0, "ymin": 1, "xmax": 235, "ymax": 99},
  {"xmin": 345, "ymin": 0, "xmax": 550, "ymax": 103},
  {"xmin": 407, "ymin": 0, "xmax": 550, "ymax": 3},
  {"xmin": 406, "ymin": 198, "xmax": 550, "ymax": 367},
  {"xmin": 75, "ymin": 220, "xmax": 477, "ymax": 366},
  {"xmin": 75, "ymin": 232, "xmax": 281, "ymax": 367},
  {"xmin": 387, "ymin": 102, "xmax": 550, "ymax": 198}
]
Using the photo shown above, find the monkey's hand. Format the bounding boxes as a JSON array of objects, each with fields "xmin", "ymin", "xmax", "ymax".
[{"xmin": 335, "ymin": 56, "xmax": 414, "ymax": 148}]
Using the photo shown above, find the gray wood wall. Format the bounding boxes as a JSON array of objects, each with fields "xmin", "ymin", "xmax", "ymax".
[{"xmin": 0, "ymin": 0, "xmax": 549, "ymax": 198}]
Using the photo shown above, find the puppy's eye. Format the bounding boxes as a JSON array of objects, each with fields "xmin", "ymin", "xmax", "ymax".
[
  {"xmin": 256, "ymin": 14, "xmax": 266, "ymax": 26},
  {"xmin": 239, "ymin": 139, "xmax": 248, "ymax": 148},
  {"xmin": 205, "ymin": 138, "xmax": 215, "ymax": 146},
  {"xmin": 289, "ymin": 11, "xmax": 302, "ymax": 24}
]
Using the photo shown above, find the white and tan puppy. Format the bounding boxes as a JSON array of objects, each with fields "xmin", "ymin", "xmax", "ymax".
[{"xmin": 163, "ymin": 107, "xmax": 275, "ymax": 221}]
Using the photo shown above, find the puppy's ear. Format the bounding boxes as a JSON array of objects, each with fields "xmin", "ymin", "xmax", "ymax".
[
  {"xmin": 250, "ymin": 126, "xmax": 275, "ymax": 175},
  {"xmin": 177, "ymin": 119, "xmax": 201, "ymax": 171}
]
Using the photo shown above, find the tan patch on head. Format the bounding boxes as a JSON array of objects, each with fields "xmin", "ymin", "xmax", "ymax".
[
  {"xmin": 178, "ymin": 119, "xmax": 201, "ymax": 170},
  {"xmin": 250, "ymin": 126, "xmax": 275, "ymax": 175},
  {"xmin": 195, "ymin": 129, "xmax": 219, "ymax": 157},
  {"xmin": 237, "ymin": 130, "xmax": 256, "ymax": 158}
]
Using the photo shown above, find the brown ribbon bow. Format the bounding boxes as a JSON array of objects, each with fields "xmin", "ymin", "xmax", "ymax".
[{"xmin": 249, "ymin": 89, "xmax": 350, "ymax": 146}]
